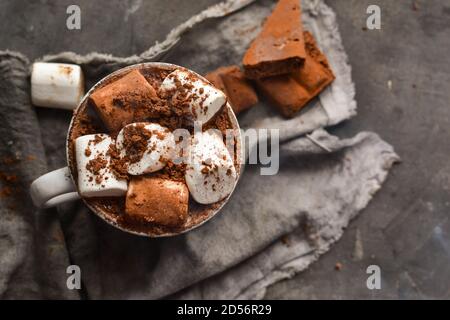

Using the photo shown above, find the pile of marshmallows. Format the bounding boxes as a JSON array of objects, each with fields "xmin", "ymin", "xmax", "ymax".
[{"xmin": 72, "ymin": 68, "xmax": 238, "ymax": 206}]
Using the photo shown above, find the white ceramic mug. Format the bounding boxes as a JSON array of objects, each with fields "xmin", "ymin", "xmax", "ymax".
[{"xmin": 29, "ymin": 62, "xmax": 243, "ymax": 236}]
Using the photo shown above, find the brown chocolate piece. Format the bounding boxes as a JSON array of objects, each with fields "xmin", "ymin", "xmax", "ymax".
[
  {"xmin": 205, "ymin": 66, "xmax": 258, "ymax": 114},
  {"xmin": 125, "ymin": 176, "xmax": 188, "ymax": 227},
  {"xmin": 204, "ymin": 70, "xmax": 226, "ymax": 92},
  {"xmin": 242, "ymin": 0, "xmax": 306, "ymax": 79},
  {"xmin": 256, "ymin": 31, "xmax": 335, "ymax": 118},
  {"xmin": 89, "ymin": 70, "xmax": 160, "ymax": 133}
]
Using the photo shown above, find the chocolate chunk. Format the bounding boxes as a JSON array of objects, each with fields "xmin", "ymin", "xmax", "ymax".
[
  {"xmin": 205, "ymin": 65, "xmax": 258, "ymax": 114},
  {"xmin": 256, "ymin": 31, "xmax": 335, "ymax": 118},
  {"xmin": 242, "ymin": 0, "xmax": 306, "ymax": 79}
]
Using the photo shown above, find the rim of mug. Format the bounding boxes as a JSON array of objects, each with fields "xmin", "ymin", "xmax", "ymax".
[{"xmin": 66, "ymin": 62, "xmax": 244, "ymax": 237}]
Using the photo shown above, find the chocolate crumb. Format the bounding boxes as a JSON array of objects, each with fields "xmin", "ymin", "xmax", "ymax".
[
  {"xmin": 107, "ymin": 143, "xmax": 128, "ymax": 180},
  {"xmin": 121, "ymin": 124, "xmax": 153, "ymax": 164},
  {"xmin": 86, "ymin": 155, "xmax": 108, "ymax": 184}
]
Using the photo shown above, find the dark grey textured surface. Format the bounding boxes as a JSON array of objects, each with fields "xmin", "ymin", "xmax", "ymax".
[
  {"xmin": 0, "ymin": 53, "xmax": 76, "ymax": 299},
  {"xmin": 266, "ymin": 0, "xmax": 450, "ymax": 299},
  {"xmin": 0, "ymin": 0, "xmax": 448, "ymax": 299}
]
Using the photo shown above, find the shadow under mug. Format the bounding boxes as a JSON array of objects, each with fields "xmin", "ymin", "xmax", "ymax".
[{"xmin": 29, "ymin": 62, "xmax": 243, "ymax": 237}]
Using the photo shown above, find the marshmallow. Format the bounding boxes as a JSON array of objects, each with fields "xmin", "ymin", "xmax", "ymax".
[
  {"xmin": 185, "ymin": 131, "xmax": 237, "ymax": 204},
  {"xmin": 31, "ymin": 62, "xmax": 84, "ymax": 110},
  {"xmin": 116, "ymin": 123, "xmax": 175, "ymax": 175},
  {"xmin": 89, "ymin": 69, "xmax": 160, "ymax": 133},
  {"xmin": 125, "ymin": 176, "xmax": 189, "ymax": 227},
  {"xmin": 75, "ymin": 134, "xmax": 127, "ymax": 197},
  {"xmin": 161, "ymin": 69, "xmax": 227, "ymax": 125}
]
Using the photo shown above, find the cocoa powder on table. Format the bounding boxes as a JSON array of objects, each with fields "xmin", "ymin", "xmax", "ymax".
[
  {"xmin": 0, "ymin": 170, "xmax": 19, "ymax": 199},
  {"xmin": 0, "ymin": 186, "xmax": 12, "ymax": 198}
]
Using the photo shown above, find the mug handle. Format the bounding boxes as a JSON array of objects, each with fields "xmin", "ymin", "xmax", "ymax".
[{"xmin": 30, "ymin": 167, "xmax": 80, "ymax": 208}]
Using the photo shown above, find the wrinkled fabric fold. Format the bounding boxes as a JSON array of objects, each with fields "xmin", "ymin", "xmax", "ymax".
[{"xmin": 0, "ymin": 52, "xmax": 77, "ymax": 299}]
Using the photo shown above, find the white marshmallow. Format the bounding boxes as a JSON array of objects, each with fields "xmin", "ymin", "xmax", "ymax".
[
  {"xmin": 31, "ymin": 62, "xmax": 84, "ymax": 110},
  {"xmin": 116, "ymin": 123, "xmax": 175, "ymax": 175},
  {"xmin": 75, "ymin": 134, "xmax": 127, "ymax": 197},
  {"xmin": 161, "ymin": 69, "xmax": 226, "ymax": 125},
  {"xmin": 185, "ymin": 131, "xmax": 237, "ymax": 204}
]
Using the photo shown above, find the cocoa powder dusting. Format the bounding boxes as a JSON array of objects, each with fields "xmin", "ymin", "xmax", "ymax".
[
  {"xmin": 107, "ymin": 143, "xmax": 129, "ymax": 180},
  {"xmin": 26, "ymin": 154, "xmax": 37, "ymax": 161},
  {"xmin": 0, "ymin": 170, "xmax": 19, "ymax": 199},
  {"xmin": 91, "ymin": 134, "xmax": 104, "ymax": 145},
  {"xmin": 304, "ymin": 31, "xmax": 331, "ymax": 70},
  {"xmin": 154, "ymin": 129, "xmax": 166, "ymax": 140},
  {"xmin": 131, "ymin": 90, "xmax": 172, "ymax": 122},
  {"xmin": 204, "ymin": 108, "xmax": 231, "ymax": 133},
  {"xmin": 158, "ymin": 77, "xmax": 192, "ymax": 128},
  {"xmin": 71, "ymin": 110, "xmax": 103, "ymax": 139},
  {"xmin": 86, "ymin": 155, "xmax": 108, "ymax": 184},
  {"xmin": 154, "ymin": 160, "xmax": 186, "ymax": 182},
  {"xmin": 121, "ymin": 124, "xmax": 153, "ymax": 164}
]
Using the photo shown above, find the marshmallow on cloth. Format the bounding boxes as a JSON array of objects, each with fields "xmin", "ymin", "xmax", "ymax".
[
  {"xmin": 31, "ymin": 62, "xmax": 84, "ymax": 110},
  {"xmin": 75, "ymin": 134, "xmax": 127, "ymax": 197},
  {"xmin": 185, "ymin": 130, "xmax": 237, "ymax": 204},
  {"xmin": 116, "ymin": 122, "xmax": 175, "ymax": 175},
  {"xmin": 161, "ymin": 69, "xmax": 227, "ymax": 125}
]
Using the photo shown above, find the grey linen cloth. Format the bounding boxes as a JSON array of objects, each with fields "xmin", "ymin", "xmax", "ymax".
[{"xmin": 0, "ymin": 0, "xmax": 399, "ymax": 299}]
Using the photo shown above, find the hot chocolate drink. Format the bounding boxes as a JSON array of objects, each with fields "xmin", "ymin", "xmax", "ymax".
[{"xmin": 67, "ymin": 64, "xmax": 241, "ymax": 236}]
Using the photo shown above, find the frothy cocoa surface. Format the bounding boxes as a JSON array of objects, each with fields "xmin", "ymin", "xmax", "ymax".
[{"xmin": 68, "ymin": 64, "xmax": 240, "ymax": 236}]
